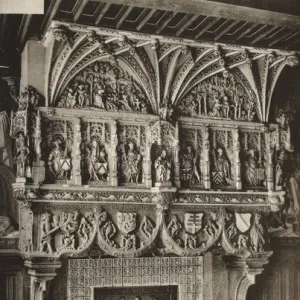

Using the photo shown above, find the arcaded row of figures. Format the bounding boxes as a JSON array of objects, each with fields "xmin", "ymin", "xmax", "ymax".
[{"xmin": 14, "ymin": 130, "xmax": 283, "ymax": 189}]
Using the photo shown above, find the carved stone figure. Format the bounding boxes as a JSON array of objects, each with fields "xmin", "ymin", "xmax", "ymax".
[
  {"xmin": 86, "ymin": 139, "xmax": 108, "ymax": 182},
  {"xmin": 249, "ymin": 214, "xmax": 267, "ymax": 252},
  {"xmin": 185, "ymin": 233, "xmax": 197, "ymax": 249},
  {"xmin": 48, "ymin": 138, "xmax": 72, "ymax": 181},
  {"xmin": 40, "ymin": 212, "xmax": 56, "ymax": 254},
  {"xmin": 181, "ymin": 145, "xmax": 201, "ymax": 185},
  {"xmin": 154, "ymin": 149, "xmax": 171, "ymax": 184},
  {"xmin": 14, "ymin": 133, "xmax": 30, "ymax": 178},
  {"xmin": 212, "ymin": 147, "xmax": 231, "ymax": 185},
  {"xmin": 121, "ymin": 234, "xmax": 136, "ymax": 250},
  {"xmin": 244, "ymin": 149, "xmax": 266, "ymax": 186},
  {"xmin": 119, "ymin": 142, "xmax": 142, "ymax": 184},
  {"xmin": 102, "ymin": 220, "xmax": 117, "ymax": 247},
  {"xmin": 78, "ymin": 218, "xmax": 93, "ymax": 247}
]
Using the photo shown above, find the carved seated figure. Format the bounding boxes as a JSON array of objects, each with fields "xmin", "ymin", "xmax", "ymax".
[
  {"xmin": 120, "ymin": 141, "xmax": 142, "ymax": 184},
  {"xmin": 181, "ymin": 145, "xmax": 201, "ymax": 185},
  {"xmin": 244, "ymin": 149, "xmax": 266, "ymax": 186},
  {"xmin": 87, "ymin": 139, "xmax": 109, "ymax": 183},
  {"xmin": 48, "ymin": 138, "xmax": 72, "ymax": 181},
  {"xmin": 154, "ymin": 149, "xmax": 171, "ymax": 185}
]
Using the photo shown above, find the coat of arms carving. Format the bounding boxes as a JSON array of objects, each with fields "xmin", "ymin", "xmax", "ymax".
[
  {"xmin": 117, "ymin": 212, "xmax": 137, "ymax": 234},
  {"xmin": 184, "ymin": 213, "xmax": 203, "ymax": 234}
]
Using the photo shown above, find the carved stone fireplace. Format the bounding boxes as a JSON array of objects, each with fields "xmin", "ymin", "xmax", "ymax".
[{"xmin": 62, "ymin": 257, "xmax": 202, "ymax": 300}]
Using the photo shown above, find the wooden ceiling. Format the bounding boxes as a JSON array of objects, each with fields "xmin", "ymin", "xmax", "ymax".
[{"xmin": 1, "ymin": 0, "xmax": 300, "ymax": 74}]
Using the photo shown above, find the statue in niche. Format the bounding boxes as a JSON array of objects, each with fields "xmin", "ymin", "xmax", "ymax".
[
  {"xmin": 119, "ymin": 142, "xmax": 142, "ymax": 184},
  {"xmin": 275, "ymin": 109, "xmax": 290, "ymax": 129},
  {"xmin": 181, "ymin": 145, "xmax": 201, "ymax": 185},
  {"xmin": 14, "ymin": 133, "xmax": 30, "ymax": 178},
  {"xmin": 211, "ymin": 147, "xmax": 231, "ymax": 185},
  {"xmin": 87, "ymin": 139, "xmax": 108, "ymax": 182},
  {"xmin": 48, "ymin": 138, "xmax": 72, "ymax": 181},
  {"xmin": 244, "ymin": 149, "xmax": 266, "ymax": 186},
  {"xmin": 94, "ymin": 86, "xmax": 105, "ymax": 109},
  {"xmin": 249, "ymin": 214, "xmax": 267, "ymax": 252},
  {"xmin": 154, "ymin": 149, "xmax": 171, "ymax": 184}
]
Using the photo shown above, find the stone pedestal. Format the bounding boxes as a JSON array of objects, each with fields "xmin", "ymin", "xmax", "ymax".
[{"xmin": 24, "ymin": 258, "xmax": 62, "ymax": 300}]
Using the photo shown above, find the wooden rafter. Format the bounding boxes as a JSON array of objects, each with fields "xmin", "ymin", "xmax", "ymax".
[
  {"xmin": 95, "ymin": 3, "xmax": 111, "ymax": 25},
  {"xmin": 17, "ymin": 14, "xmax": 33, "ymax": 48},
  {"xmin": 235, "ymin": 23, "xmax": 257, "ymax": 40},
  {"xmin": 268, "ymin": 29, "xmax": 294, "ymax": 47},
  {"xmin": 73, "ymin": 0, "xmax": 89, "ymax": 22},
  {"xmin": 214, "ymin": 20, "xmax": 239, "ymax": 41},
  {"xmin": 156, "ymin": 12, "xmax": 176, "ymax": 34},
  {"xmin": 136, "ymin": 8, "xmax": 156, "ymax": 31},
  {"xmin": 41, "ymin": 0, "xmax": 62, "ymax": 33},
  {"xmin": 176, "ymin": 14, "xmax": 199, "ymax": 37},
  {"xmin": 250, "ymin": 26, "xmax": 277, "ymax": 45},
  {"xmin": 195, "ymin": 18, "xmax": 219, "ymax": 39},
  {"xmin": 116, "ymin": 6, "xmax": 133, "ymax": 29}
]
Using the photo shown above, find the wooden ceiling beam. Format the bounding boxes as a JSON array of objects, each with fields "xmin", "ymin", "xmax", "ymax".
[
  {"xmin": 176, "ymin": 14, "xmax": 199, "ymax": 36},
  {"xmin": 195, "ymin": 18, "xmax": 219, "ymax": 39},
  {"xmin": 136, "ymin": 8, "xmax": 156, "ymax": 31},
  {"xmin": 214, "ymin": 20, "xmax": 239, "ymax": 41},
  {"xmin": 91, "ymin": 0, "xmax": 300, "ymax": 30},
  {"xmin": 235, "ymin": 23, "xmax": 257, "ymax": 40},
  {"xmin": 73, "ymin": 0, "xmax": 89, "ymax": 22},
  {"xmin": 156, "ymin": 12, "xmax": 176, "ymax": 34},
  {"xmin": 250, "ymin": 25, "xmax": 277, "ymax": 45},
  {"xmin": 41, "ymin": 0, "xmax": 62, "ymax": 33},
  {"xmin": 95, "ymin": 3, "xmax": 111, "ymax": 25},
  {"xmin": 116, "ymin": 6, "xmax": 133, "ymax": 29}
]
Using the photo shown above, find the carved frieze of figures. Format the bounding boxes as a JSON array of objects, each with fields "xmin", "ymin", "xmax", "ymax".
[
  {"xmin": 224, "ymin": 212, "xmax": 269, "ymax": 252},
  {"xmin": 177, "ymin": 72, "xmax": 256, "ymax": 121},
  {"xmin": 56, "ymin": 61, "xmax": 151, "ymax": 114}
]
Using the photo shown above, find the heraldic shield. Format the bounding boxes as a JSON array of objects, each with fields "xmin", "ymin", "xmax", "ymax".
[
  {"xmin": 184, "ymin": 213, "xmax": 203, "ymax": 234},
  {"xmin": 235, "ymin": 213, "xmax": 251, "ymax": 233},
  {"xmin": 117, "ymin": 212, "xmax": 137, "ymax": 234}
]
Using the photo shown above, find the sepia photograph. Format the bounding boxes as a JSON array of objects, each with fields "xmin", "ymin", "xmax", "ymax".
[{"xmin": 0, "ymin": 0, "xmax": 300, "ymax": 299}]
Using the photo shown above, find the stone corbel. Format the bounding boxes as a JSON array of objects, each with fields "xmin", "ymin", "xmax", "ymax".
[
  {"xmin": 24, "ymin": 258, "xmax": 62, "ymax": 300},
  {"xmin": 223, "ymin": 252, "xmax": 272, "ymax": 300},
  {"xmin": 52, "ymin": 27, "xmax": 73, "ymax": 48}
]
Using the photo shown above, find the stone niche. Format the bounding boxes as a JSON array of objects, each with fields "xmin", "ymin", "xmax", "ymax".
[{"xmin": 53, "ymin": 257, "xmax": 203, "ymax": 300}]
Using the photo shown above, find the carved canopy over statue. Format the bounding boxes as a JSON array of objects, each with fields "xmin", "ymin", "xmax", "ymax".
[
  {"xmin": 177, "ymin": 71, "xmax": 256, "ymax": 121},
  {"xmin": 56, "ymin": 60, "xmax": 151, "ymax": 114}
]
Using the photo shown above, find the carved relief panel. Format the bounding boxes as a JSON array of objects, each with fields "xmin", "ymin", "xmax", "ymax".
[
  {"xmin": 81, "ymin": 120, "xmax": 112, "ymax": 185},
  {"xmin": 56, "ymin": 60, "xmax": 152, "ymax": 114},
  {"xmin": 176, "ymin": 72, "xmax": 256, "ymax": 121},
  {"xmin": 42, "ymin": 118, "xmax": 74, "ymax": 184},
  {"xmin": 209, "ymin": 128, "xmax": 234, "ymax": 188},
  {"xmin": 117, "ymin": 123, "xmax": 148, "ymax": 186},
  {"xmin": 179, "ymin": 127, "xmax": 203, "ymax": 188},
  {"xmin": 240, "ymin": 131, "xmax": 267, "ymax": 189}
]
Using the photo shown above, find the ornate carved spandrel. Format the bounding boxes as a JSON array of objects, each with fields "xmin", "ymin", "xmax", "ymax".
[
  {"xmin": 240, "ymin": 131, "xmax": 267, "ymax": 190},
  {"xmin": 81, "ymin": 120, "xmax": 111, "ymax": 185},
  {"xmin": 43, "ymin": 119, "xmax": 73, "ymax": 184},
  {"xmin": 179, "ymin": 127, "xmax": 203, "ymax": 188},
  {"xmin": 38, "ymin": 209, "xmax": 97, "ymax": 255},
  {"xmin": 210, "ymin": 128, "xmax": 234, "ymax": 189},
  {"xmin": 56, "ymin": 60, "xmax": 152, "ymax": 114},
  {"xmin": 117, "ymin": 124, "xmax": 146, "ymax": 186},
  {"xmin": 163, "ymin": 211, "xmax": 223, "ymax": 254},
  {"xmin": 176, "ymin": 71, "xmax": 256, "ymax": 121},
  {"xmin": 224, "ymin": 212, "xmax": 270, "ymax": 254}
]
